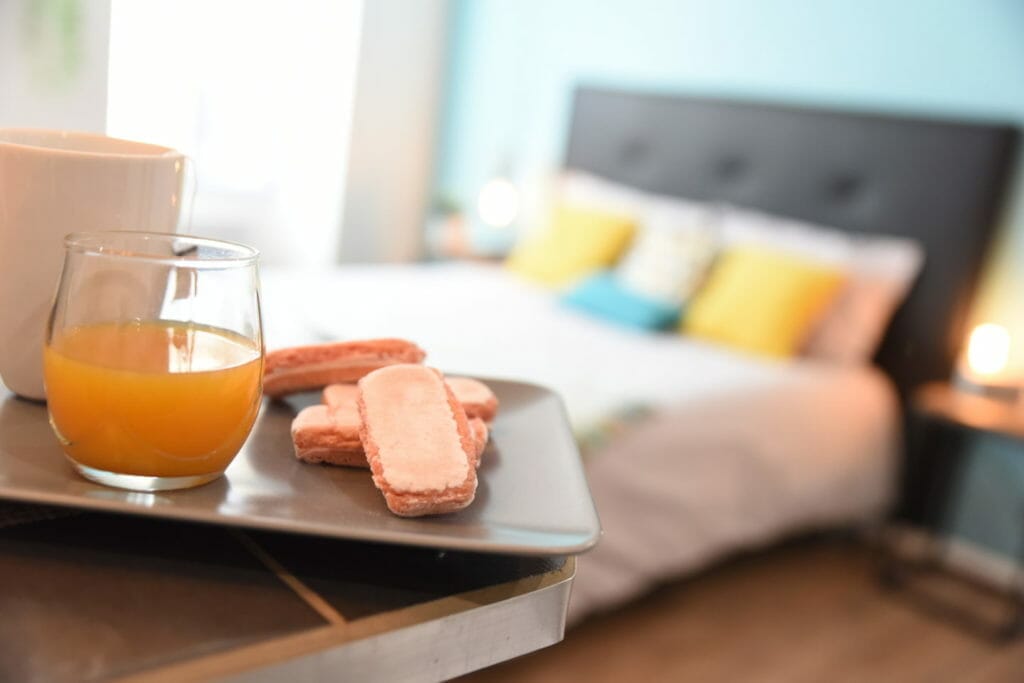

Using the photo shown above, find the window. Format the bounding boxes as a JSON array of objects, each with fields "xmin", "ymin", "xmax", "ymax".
[{"xmin": 107, "ymin": 0, "xmax": 363, "ymax": 266}]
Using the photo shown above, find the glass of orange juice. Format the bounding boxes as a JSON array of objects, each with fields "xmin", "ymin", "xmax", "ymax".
[{"xmin": 44, "ymin": 231, "xmax": 264, "ymax": 491}]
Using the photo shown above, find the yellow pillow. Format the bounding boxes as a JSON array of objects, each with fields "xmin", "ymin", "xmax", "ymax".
[
  {"xmin": 506, "ymin": 206, "xmax": 636, "ymax": 286},
  {"xmin": 684, "ymin": 247, "xmax": 846, "ymax": 358}
]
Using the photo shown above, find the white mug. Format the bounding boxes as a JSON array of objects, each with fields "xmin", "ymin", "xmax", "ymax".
[{"xmin": 0, "ymin": 129, "xmax": 189, "ymax": 400}]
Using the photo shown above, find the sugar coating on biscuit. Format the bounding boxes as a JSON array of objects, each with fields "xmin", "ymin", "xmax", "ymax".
[
  {"xmin": 469, "ymin": 417, "xmax": 488, "ymax": 468},
  {"xmin": 358, "ymin": 365, "xmax": 473, "ymax": 494},
  {"xmin": 328, "ymin": 377, "xmax": 498, "ymax": 423},
  {"xmin": 445, "ymin": 377, "xmax": 499, "ymax": 421},
  {"xmin": 322, "ymin": 384, "xmax": 362, "ymax": 429},
  {"xmin": 322, "ymin": 382, "xmax": 490, "ymax": 470},
  {"xmin": 264, "ymin": 338, "xmax": 425, "ymax": 397},
  {"xmin": 291, "ymin": 405, "xmax": 357, "ymax": 447},
  {"xmin": 291, "ymin": 404, "xmax": 366, "ymax": 466},
  {"xmin": 266, "ymin": 338, "xmax": 425, "ymax": 373},
  {"xmin": 357, "ymin": 365, "xmax": 478, "ymax": 517}
]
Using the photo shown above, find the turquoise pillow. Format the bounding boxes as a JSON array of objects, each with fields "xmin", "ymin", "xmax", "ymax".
[{"xmin": 562, "ymin": 272, "xmax": 681, "ymax": 330}]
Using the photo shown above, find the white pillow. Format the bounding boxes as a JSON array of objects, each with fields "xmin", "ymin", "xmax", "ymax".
[
  {"xmin": 560, "ymin": 171, "xmax": 717, "ymax": 227},
  {"xmin": 720, "ymin": 206, "xmax": 924, "ymax": 363},
  {"xmin": 615, "ymin": 215, "xmax": 719, "ymax": 304},
  {"xmin": 560, "ymin": 171, "xmax": 652, "ymax": 214},
  {"xmin": 560, "ymin": 172, "xmax": 721, "ymax": 304},
  {"xmin": 721, "ymin": 207, "xmax": 855, "ymax": 265}
]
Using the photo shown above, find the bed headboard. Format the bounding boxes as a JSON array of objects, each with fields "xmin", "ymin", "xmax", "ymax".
[{"xmin": 565, "ymin": 87, "xmax": 1019, "ymax": 396}]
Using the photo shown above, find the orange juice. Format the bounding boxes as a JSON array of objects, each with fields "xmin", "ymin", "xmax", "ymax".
[{"xmin": 44, "ymin": 320, "xmax": 263, "ymax": 478}]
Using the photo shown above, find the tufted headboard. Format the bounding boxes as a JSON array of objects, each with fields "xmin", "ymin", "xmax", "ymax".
[{"xmin": 565, "ymin": 87, "xmax": 1019, "ymax": 396}]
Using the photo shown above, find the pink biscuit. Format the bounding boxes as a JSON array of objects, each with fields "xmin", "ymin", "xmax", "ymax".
[
  {"xmin": 326, "ymin": 379, "xmax": 498, "ymax": 423},
  {"xmin": 290, "ymin": 405, "xmax": 366, "ymax": 468},
  {"xmin": 264, "ymin": 338, "xmax": 425, "ymax": 398},
  {"xmin": 357, "ymin": 365, "xmax": 477, "ymax": 517},
  {"xmin": 445, "ymin": 377, "xmax": 499, "ymax": 422},
  {"xmin": 306, "ymin": 385, "xmax": 489, "ymax": 469},
  {"xmin": 468, "ymin": 417, "xmax": 489, "ymax": 468},
  {"xmin": 321, "ymin": 384, "xmax": 362, "ymax": 430}
]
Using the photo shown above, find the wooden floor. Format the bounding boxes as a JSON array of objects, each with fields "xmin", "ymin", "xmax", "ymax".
[{"xmin": 459, "ymin": 537, "xmax": 1024, "ymax": 682}]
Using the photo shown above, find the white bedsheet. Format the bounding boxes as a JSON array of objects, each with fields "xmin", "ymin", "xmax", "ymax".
[{"xmin": 260, "ymin": 263, "xmax": 901, "ymax": 621}]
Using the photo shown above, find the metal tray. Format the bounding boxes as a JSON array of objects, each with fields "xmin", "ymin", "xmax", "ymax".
[{"xmin": 0, "ymin": 379, "xmax": 600, "ymax": 556}]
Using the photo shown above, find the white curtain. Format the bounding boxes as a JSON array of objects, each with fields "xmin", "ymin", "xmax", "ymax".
[{"xmin": 0, "ymin": 0, "xmax": 111, "ymax": 132}]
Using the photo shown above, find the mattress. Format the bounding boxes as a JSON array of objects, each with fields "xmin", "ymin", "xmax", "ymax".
[{"xmin": 260, "ymin": 263, "xmax": 901, "ymax": 620}]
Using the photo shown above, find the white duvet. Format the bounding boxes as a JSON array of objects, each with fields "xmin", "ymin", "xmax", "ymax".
[
  {"xmin": 262, "ymin": 263, "xmax": 881, "ymax": 427},
  {"xmin": 261, "ymin": 263, "xmax": 901, "ymax": 621}
]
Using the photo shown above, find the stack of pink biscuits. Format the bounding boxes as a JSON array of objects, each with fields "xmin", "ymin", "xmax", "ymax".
[{"xmin": 264, "ymin": 338, "xmax": 499, "ymax": 517}]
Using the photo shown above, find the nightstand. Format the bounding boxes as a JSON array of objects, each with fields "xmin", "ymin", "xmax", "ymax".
[{"xmin": 882, "ymin": 382, "xmax": 1024, "ymax": 640}]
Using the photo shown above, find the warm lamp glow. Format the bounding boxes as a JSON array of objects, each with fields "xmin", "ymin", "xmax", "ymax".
[
  {"xmin": 477, "ymin": 178, "xmax": 520, "ymax": 228},
  {"xmin": 966, "ymin": 323, "xmax": 1011, "ymax": 377}
]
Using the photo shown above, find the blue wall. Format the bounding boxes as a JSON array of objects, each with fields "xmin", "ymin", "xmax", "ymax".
[
  {"xmin": 436, "ymin": 0, "xmax": 1024, "ymax": 559},
  {"xmin": 437, "ymin": 0, "xmax": 1024, "ymax": 329}
]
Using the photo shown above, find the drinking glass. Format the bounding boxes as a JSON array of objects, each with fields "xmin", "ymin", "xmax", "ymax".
[{"xmin": 44, "ymin": 231, "xmax": 264, "ymax": 491}]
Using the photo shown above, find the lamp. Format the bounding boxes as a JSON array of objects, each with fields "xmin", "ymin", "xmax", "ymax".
[
  {"xmin": 955, "ymin": 323, "xmax": 1019, "ymax": 401},
  {"xmin": 476, "ymin": 176, "xmax": 520, "ymax": 229}
]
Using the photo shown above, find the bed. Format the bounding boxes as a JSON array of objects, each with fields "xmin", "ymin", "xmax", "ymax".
[{"xmin": 260, "ymin": 88, "xmax": 1018, "ymax": 622}]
